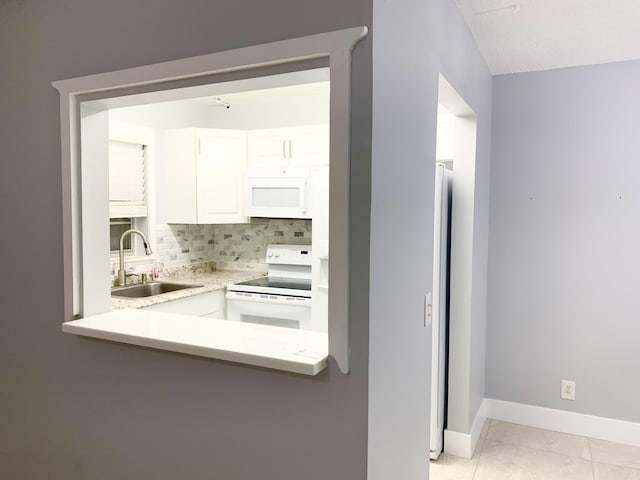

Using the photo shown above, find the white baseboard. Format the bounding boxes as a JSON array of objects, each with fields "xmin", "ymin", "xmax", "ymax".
[
  {"xmin": 485, "ymin": 398, "xmax": 640, "ymax": 447},
  {"xmin": 444, "ymin": 399, "xmax": 487, "ymax": 459}
]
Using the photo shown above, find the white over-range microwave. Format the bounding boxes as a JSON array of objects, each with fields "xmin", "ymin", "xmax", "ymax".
[{"xmin": 245, "ymin": 166, "xmax": 311, "ymax": 219}]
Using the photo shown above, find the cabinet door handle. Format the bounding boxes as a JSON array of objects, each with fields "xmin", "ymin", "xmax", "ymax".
[
  {"xmin": 289, "ymin": 140, "xmax": 293, "ymax": 159},
  {"xmin": 282, "ymin": 140, "xmax": 287, "ymax": 159}
]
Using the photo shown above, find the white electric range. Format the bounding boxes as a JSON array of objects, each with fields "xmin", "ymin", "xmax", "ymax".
[{"xmin": 226, "ymin": 244, "xmax": 312, "ymax": 330}]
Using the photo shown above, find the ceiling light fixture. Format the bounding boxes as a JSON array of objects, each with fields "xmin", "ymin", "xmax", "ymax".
[{"xmin": 212, "ymin": 97, "xmax": 231, "ymax": 109}]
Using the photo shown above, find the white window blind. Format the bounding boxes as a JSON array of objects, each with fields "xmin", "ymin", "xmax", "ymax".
[{"xmin": 109, "ymin": 140, "xmax": 147, "ymax": 218}]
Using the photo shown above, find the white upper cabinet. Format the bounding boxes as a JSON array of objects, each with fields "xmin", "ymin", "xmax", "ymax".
[
  {"xmin": 288, "ymin": 126, "xmax": 330, "ymax": 166},
  {"xmin": 247, "ymin": 128, "xmax": 291, "ymax": 167},
  {"xmin": 165, "ymin": 128, "xmax": 248, "ymax": 224},
  {"xmin": 248, "ymin": 125, "xmax": 329, "ymax": 167},
  {"xmin": 197, "ymin": 130, "xmax": 248, "ymax": 223}
]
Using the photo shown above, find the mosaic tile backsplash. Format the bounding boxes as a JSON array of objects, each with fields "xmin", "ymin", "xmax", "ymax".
[
  {"xmin": 211, "ymin": 218, "xmax": 312, "ymax": 271},
  {"xmin": 113, "ymin": 219, "xmax": 312, "ymax": 278},
  {"xmin": 154, "ymin": 223, "xmax": 217, "ymax": 267}
]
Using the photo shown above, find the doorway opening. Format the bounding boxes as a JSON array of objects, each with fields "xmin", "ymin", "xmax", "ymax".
[{"xmin": 430, "ymin": 73, "xmax": 479, "ymax": 466}]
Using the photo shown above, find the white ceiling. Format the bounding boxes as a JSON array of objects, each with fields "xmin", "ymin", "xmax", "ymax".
[
  {"xmin": 454, "ymin": 0, "xmax": 640, "ymax": 75},
  {"xmin": 197, "ymin": 82, "xmax": 330, "ymax": 108}
]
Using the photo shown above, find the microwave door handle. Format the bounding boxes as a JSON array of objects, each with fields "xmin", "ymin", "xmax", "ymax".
[
  {"xmin": 245, "ymin": 177, "xmax": 253, "ymax": 216},
  {"xmin": 299, "ymin": 179, "xmax": 307, "ymax": 215}
]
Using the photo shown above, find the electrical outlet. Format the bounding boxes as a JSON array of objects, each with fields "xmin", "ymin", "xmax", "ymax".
[{"xmin": 561, "ymin": 379, "xmax": 576, "ymax": 400}]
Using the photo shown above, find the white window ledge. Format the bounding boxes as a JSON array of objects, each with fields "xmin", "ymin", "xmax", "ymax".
[{"xmin": 62, "ymin": 308, "xmax": 328, "ymax": 375}]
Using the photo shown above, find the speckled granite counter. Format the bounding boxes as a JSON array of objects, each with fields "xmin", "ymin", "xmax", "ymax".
[{"xmin": 110, "ymin": 268, "xmax": 266, "ymax": 310}]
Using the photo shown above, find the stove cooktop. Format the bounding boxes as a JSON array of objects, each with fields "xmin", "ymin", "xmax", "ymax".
[{"xmin": 231, "ymin": 276, "xmax": 311, "ymax": 291}]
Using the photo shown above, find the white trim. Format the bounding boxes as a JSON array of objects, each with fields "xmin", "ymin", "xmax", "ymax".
[
  {"xmin": 51, "ymin": 28, "xmax": 366, "ymax": 95},
  {"xmin": 469, "ymin": 400, "xmax": 487, "ymax": 454},
  {"xmin": 52, "ymin": 26, "xmax": 368, "ymax": 374},
  {"xmin": 485, "ymin": 398, "xmax": 640, "ymax": 447},
  {"xmin": 444, "ymin": 399, "xmax": 487, "ymax": 459},
  {"xmin": 443, "ymin": 430, "xmax": 470, "ymax": 459}
]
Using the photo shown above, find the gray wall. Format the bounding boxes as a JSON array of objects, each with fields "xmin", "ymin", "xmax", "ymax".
[
  {"xmin": 487, "ymin": 60, "xmax": 640, "ymax": 422},
  {"xmin": 368, "ymin": 0, "xmax": 492, "ymax": 477},
  {"xmin": 0, "ymin": 1, "xmax": 371, "ymax": 478}
]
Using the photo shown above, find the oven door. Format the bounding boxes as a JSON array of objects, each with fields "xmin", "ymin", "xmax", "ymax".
[{"xmin": 226, "ymin": 291, "xmax": 312, "ymax": 329}]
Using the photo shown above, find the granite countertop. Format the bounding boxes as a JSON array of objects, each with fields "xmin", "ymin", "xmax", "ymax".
[{"xmin": 110, "ymin": 264, "xmax": 267, "ymax": 310}]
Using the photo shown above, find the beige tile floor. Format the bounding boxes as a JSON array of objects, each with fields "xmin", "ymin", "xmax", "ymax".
[{"xmin": 430, "ymin": 420, "xmax": 640, "ymax": 480}]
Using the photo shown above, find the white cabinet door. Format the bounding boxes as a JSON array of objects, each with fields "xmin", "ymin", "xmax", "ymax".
[
  {"xmin": 143, "ymin": 290, "xmax": 226, "ymax": 319},
  {"xmin": 165, "ymin": 128, "xmax": 248, "ymax": 224},
  {"xmin": 165, "ymin": 129, "xmax": 198, "ymax": 224},
  {"xmin": 247, "ymin": 125, "xmax": 329, "ymax": 167},
  {"xmin": 247, "ymin": 129, "xmax": 289, "ymax": 167},
  {"xmin": 196, "ymin": 130, "xmax": 248, "ymax": 223},
  {"xmin": 288, "ymin": 125, "xmax": 329, "ymax": 166}
]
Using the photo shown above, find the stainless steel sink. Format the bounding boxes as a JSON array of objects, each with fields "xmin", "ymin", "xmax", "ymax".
[{"xmin": 111, "ymin": 281, "xmax": 203, "ymax": 298}]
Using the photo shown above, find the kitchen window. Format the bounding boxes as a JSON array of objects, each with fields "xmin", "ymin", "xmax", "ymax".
[
  {"xmin": 107, "ymin": 122, "xmax": 155, "ymax": 260},
  {"xmin": 109, "ymin": 218, "xmax": 133, "ymax": 253},
  {"xmin": 108, "ymin": 140, "xmax": 147, "ymax": 218}
]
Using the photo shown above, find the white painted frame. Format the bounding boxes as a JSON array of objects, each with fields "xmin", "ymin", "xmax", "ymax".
[
  {"xmin": 436, "ymin": 74, "xmax": 481, "ymax": 441},
  {"xmin": 52, "ymin": 26, "xmax": 368, "ymax": 374},
  {"xmin": 485, "ymin": 398, "xmax": 640, "ymax": 448}
]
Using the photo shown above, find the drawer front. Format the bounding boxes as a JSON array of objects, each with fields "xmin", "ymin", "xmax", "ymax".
[{"xmin": 143, "ymin": 290, "xmax": 226, "ymax": 318}]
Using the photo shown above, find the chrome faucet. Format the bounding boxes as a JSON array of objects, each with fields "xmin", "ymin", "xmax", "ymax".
[{"xmin": 117, "ymin": 229, "xmax": 153, "ymax": 286}]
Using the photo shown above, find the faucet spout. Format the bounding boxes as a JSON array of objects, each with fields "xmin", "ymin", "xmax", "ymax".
[{"xmin": 117, "ymin": 229, "xmax": 153, "ymax": 286}]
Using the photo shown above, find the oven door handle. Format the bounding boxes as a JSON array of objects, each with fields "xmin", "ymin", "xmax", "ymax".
[{"xmin": 226, "ymin": 292, "xmax": 312, "ymax": 307}]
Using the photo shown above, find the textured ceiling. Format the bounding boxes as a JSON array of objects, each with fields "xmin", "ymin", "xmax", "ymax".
[{"xmin": 455, "ymin": 0, "xmax": 640, "ymax": 74}]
